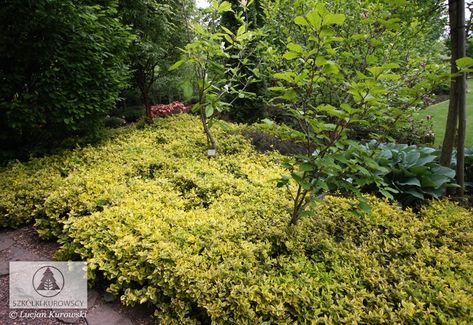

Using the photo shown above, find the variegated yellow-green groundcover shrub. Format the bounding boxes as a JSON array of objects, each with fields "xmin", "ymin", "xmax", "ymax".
[{"xmin": 0, "ymin": 115, "xmax": 472, "ymax": 323}]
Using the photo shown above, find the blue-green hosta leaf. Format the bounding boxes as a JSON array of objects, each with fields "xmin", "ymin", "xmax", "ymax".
[
  {"xmin": 422, "ymin": 187, "xmax": 445, "ymax": 198},
  {"xmin": 404, "ymin": 151, "xmax": 421, "ymax": 167},
  {"xmin": 404, "ymin": 189, "xmax": 425, "ymax": 200},
  {"xmin": 419, "ymin": 147, "xmax": 436, "ymax": 155},
  {"xmin": 397, "ymin": 177, "xmax": 421, "ymax": 187},
  {"xmin": 409, "ymin": 165, "xmax": 428, "ymax": 175},
  {"xmin": 428, "ymin": 174, "xmax": 452, "ymax": 189},
  {"xmin": 431, "ymin": 166, "xmax": 456, "ymax": 179},
  {"xmin": 416, "ymin": 155, "xmax": 436, "ymax": 166}
]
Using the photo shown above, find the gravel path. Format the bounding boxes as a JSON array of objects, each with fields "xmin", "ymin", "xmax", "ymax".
[{"xmin": 0, "ymin": 226, "xmax": 155, "ymax": 325}]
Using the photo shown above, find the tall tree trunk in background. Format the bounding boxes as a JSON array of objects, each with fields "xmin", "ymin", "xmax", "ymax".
[
  {"xmin": 441, "ymin": 0, "xmax": 466, "ymax": 195},
  {"xmin": 135, "ymin": 62, "xmax": 157, "ymax": 123}
]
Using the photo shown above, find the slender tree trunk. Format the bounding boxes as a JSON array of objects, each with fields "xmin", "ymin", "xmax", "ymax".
[
  {"xmin": 142, "ymin": 88, "xmax": 152, "ymax": 122},
  {"xmin": 456, "ymin": 0, "xmax": 466, "ymax": 195},
  {"xmin": 440, "ymin": 0, "xmax": 460, "ymax": 167},
  {"xmin": 200, "ymin": 107, "xmax": 216, "ymax": 150},
  {"xmin": 441, "ymin": 0, "xmax": 466, "ymax": 196}
]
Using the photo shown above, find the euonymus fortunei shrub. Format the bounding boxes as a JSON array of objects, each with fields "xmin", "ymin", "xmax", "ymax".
[{"xmin": 0, "ymin": 115, "xmax": 472, "ymax": 323}]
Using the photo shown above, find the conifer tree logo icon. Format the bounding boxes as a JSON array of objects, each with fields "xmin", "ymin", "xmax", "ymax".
[{"xmin": 32, "ymin": 266, "xmax": 65, "ymax": 298}]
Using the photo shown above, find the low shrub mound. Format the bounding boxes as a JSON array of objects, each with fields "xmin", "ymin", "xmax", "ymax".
[{"xmin": 0, "ymin": 115, "xmax": 472, "ymax": 323}]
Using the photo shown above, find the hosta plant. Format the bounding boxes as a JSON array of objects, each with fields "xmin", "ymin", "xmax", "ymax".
[{"xmin": 371, "ymin": 143, "xmax": 456, "ymax": 205}]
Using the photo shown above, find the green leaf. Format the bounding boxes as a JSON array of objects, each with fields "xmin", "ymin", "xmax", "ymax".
[
  {"xmin": 359, "ymin": 200, "xmax": 371, "ymax": 213},
  {"xmin": 294, "ymin": 16, "xmax": 309, "ymax": 26},
  {"xmin": 315, "ymin": 56, "xmax": 328, "ymax": 66},
  {"xmin": 191, "ymin": 102, "xmax": 201, "ymax": 113},
  {"xmin": 378, "ymin": 74, "xmax": 401, "ymax": 81},
  {"xmin": 291, "ymin": 172, "xmax": 311, "ymax": 190},
  {"xmin": 218, "ymin": 1, "xmax": 233, "ymax": 13},
  {"xmin": 397, "ymin": 177, "xmax": 421, "ymax": 187},
  {"xmin": 381, "ymin": 63, "xmax": 400, "ymax": 69},
  {"xmin": 169, "ymin": 60, "xmax": 185, "ymax": 71},
  {"xmin": 431, "ymin": 166, "xmax": 456, "ymax": 179},
  {"xmin": 205, "ymin": 105, "xmax": 214, "ymax": 118},
  {"xmin": 456, "ymin": 57, "xmax": 473, "ymax": 68},
  {"xmin": 273, "ymin": 72, "xmax": 294, "ymax": 82},
  {"xmin": 367, "ymin": 66, "xmax": 384, "ymax": 78},
  {"xmin": 237, "ymin": 25, "xmax": 246, "ymax": 37},
  {"xmin": 404, "ymin": 151, "xmax": 421, "ymax": 167},
  {"xmin": 277, "ymin": 175, "xmax": 289, "ymax": 188},
  {"xmin": 306, "ymin": 10, "xmax": 322, "ymax": 29},
  {"xmin": 299, "ymin": 162, "xmax": 314, "ymax": 172},
  {"xmin": 427, "ymin": 175, "xmax": 452, "ymax": 189},
  {"xmin": 323, "ymin": 14, "xmax": 345, "ymax": 26},
  {"xmin": 283, "ymin": 51, "xmax": 300, "ymax": 60},
  {"xmin": 287, "ymin": 42, "xmax": 303, "ymax": 53},
  {"xmin": 379, "ymin": 189, "xmax": 394, "ymax": 200},
  {"xmin": 180, "ymin": 80, "xmax": 193, "ymax": 100},
  {"xmin": 416, "ymin": 155, "xmax": 436, "ymax": 166},
  {"xmin": 404, "ymin": 189, "xmax": 425, "ymax": 200},
  {"xmin": 221, "ymin": 26, "xmax": 234, "ymax": 36}
]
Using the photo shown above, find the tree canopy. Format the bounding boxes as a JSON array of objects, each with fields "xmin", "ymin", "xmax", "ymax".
[{"xmin": 0, "ymin": 0, "xmax": 132, "ymax": 152}]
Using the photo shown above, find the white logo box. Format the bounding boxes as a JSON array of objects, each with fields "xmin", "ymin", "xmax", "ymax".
[{"xmin": 9, "ymin": 262, "xmax": 87, "ymax": 309}]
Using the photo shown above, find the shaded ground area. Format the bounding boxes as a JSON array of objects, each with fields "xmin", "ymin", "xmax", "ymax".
[{"xmin": 0, "ymin": 226, "xmax": 155, "ymax": 325}]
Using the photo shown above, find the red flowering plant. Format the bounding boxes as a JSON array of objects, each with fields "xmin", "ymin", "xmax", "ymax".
[{"xmin": 150, "ymin": 101, "xmax": 191, "ymax": 118}]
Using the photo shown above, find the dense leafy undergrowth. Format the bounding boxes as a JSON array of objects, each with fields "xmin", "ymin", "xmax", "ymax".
[{"xmin": 0, "ymin": 115, "xmax": 472, "ymax": 323}]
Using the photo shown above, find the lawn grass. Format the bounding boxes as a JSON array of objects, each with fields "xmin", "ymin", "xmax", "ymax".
[{"xmin": 418, "ymin": 79, "xmax": 473, "ymax": 147}]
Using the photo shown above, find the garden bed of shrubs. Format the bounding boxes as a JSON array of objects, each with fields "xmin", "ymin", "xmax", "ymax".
[{"xmin": 0, "ymin": 115, "xmax": 472, "ymax": 323}]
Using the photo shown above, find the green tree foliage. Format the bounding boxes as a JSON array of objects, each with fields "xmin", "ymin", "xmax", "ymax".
[
  {"xmin": 0, "ymin": 0, "xmax": 132, "ymax": 154},
  {"xmin": 263, "ymin": 1, "xmax": 447, "ymax": 223},
  {"xmin": 220, "ymin": 0, "xmax": 267, "ymax": 122},
  {"xmin": 118, "ymin": 0, "xmax": 193, "ymax": 121},
  {"xmin": 171, "ymin": 0, "xmax": 259, "ymax": 152}
]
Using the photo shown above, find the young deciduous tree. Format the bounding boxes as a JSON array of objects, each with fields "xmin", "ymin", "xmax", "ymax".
[
  {"xmin": 171, "ymin": 0, "xmax": 259, "ymax": 153},
  {"xmin": 263, "ymin": 0, "xmax": 447, "ymax": 224}
]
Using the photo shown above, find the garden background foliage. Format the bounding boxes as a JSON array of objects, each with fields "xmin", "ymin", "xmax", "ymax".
[{"xmin": 0, "ymin": 115, "xmax": 472, "ymax": 323}]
